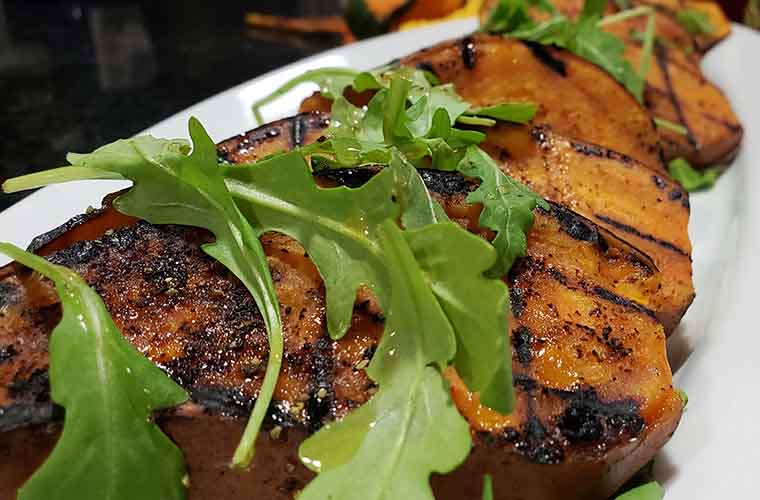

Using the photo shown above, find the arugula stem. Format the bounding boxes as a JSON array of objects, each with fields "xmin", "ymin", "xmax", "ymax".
[
  {"xmin": 637, "ymin": 11, "xmax": 657, "ymax": 79},
  {"xmin": 457, "ymin": 115, "xmax": 496, "ymax": 127},
  {"xmin": 231, "ymin": 317, "xmax": 283, "ymax": 469},
  {"xmin": 654, "ymin": 117, "xmax": 688, "ymax": 135},
  {"xmin": 2, "ymin": 167, "xmax": 124, "ymax": 193},
  {"xmin": 251, "ymin": 68, "xmax": 360, "ymax": 125},
  {"xmin": 597, "ymin": 6, "xmax": 653, "ymax": 27}
]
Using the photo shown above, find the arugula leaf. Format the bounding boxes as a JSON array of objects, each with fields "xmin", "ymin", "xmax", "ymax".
[
  {"xmin": 677, "ymin": 388, "xmax": 689, "ymax": 408},
  {"xmin": 668, "ymin": 157, "xmax": 720, "ymax": 192},
  {"xmin": 482, "ymin": 475, "xmax": 495, "ymax": 500},
  {"xmin": 677, "ymin": 8, "xmax": 715, "ymax": 35},
  {"xmin": 405, "ymin": 222, "xmax": 513, "ymax": 412},
  {"xmin": 3, "ymin": 119, "xmax": 284, "ymax": 470},
  {"xmin": 389, "ymin": 150, "xmax": 450, "ymax": 229},
  {"xmin": 251, "ymin": 67, "xmax": 360, "ymax": 124},
  {"xmin": 466, "ymin": 102, "xmax": 538, "ymax": 123},
  {"xmin": 298, "ymin": 221, "xmax": 471, "ymax": 500},
  {"xmin": 457, "ymin": 146, "xmax": 548, "ymax": 277},
  {"xmin": 0, "ymin": 243, "xmax": 188, "ymax": 500},
  {"xmin": 654, "ymin": 117, "xmax": 689, "ymax": 135},
  {"xmin": 223, "ymin": 151, "xmax": 396, "ymax": 340},
  {"xmin": 614, "ymin": 481, "xmax": 665, "ymax": 500}
]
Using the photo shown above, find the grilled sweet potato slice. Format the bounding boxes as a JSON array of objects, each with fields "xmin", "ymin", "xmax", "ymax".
[
  {"xmin": 398, "ymin": 34, "xmax": 665, "ymax": 171},
  {"xmin": 637, "ymin": 43, "xmax": 742, "ymax": 166},
  {"xmin": 1, "ymin": 118, "xmax": 681, "ymax": 499},
  {"xmin": 479, "ymin": 123, "xmax": 693, "ymax": 332}
]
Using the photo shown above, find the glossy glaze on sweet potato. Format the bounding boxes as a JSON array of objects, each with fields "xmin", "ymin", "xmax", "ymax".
[{"xmin": 1, "ymin": 120, "xmax": 682, "ymax": 499}]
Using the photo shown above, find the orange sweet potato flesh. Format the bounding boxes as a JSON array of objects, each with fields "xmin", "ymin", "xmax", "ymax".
[
  {"xmin": 393, "ymin": 0, "xmax": 466, "ymax": 27},
  {"xmin": 1, "ymin": 116, "xmax": 682, "ymax": 499},
  {"xmin": 399, "ymin": 34, "xmax": 666, "ymax": 171}
]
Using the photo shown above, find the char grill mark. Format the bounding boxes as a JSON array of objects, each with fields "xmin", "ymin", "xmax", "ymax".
[
  {"xmin": 549, "ymin": 203, "xmax": 606, "ymax": 247},
  {"xmin": 459, "ymin": 36, "xmax": 477, "ymax": 69},
  {"xmin": 523, "ymin": 41, "xmax": 567, "ymax": 76},
  {"xmin": 654, "ymin": 44, "xmax": 698, "ymax": 149},
  {"xmin": 217, "ymin": 113, "xmax": 329, "ymax": 165},
  {"xmin": 594, "ymin": 213, "xmax": 690, "ymax": 257},
  {"xmin": 290, "ymin": 114, "xmax": 307, "ymax": 148}
]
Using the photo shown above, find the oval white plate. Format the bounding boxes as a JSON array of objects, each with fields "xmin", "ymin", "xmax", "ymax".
[{"xmin": 1, "ymin": 18, "xmax": 759, "ymax": 498}]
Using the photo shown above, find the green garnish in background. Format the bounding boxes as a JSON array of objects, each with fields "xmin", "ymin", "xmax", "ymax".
[
  {"xmin": 668, "ymin": 157, "xmax": 721, "ymax": 192},
  {"xmin": 676, "ymin": 8, "xmax": 715, "ymax": 35},
  {"xmin": 0, "ymin": 243, "xmax": 188, "ymax": 500},
  {"xmin": 615, "ymin": 481, "xmax": 665, "ymax": 500}
]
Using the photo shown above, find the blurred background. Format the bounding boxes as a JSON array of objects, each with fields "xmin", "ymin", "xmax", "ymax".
[{"xmin": 0, "ymin": 0, "xmax": 755, "ymax": 210}]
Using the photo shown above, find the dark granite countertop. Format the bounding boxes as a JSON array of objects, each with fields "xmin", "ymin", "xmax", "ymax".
[{"xmin": 0, "ymin": 0, "xmax": 343, "ymax": 210}]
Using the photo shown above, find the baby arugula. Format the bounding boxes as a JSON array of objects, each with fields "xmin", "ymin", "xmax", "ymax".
[
  {"xmin": 3, "ymin": 119, "xmax": 283, "ymax": 469},
  {"xmin": 224, "ymin": 148, "xmax": 514, "ymax": 416},
  {"xmin": 0, "ymin": 243, "xmax": 188, "ymax": 500},
  {"xmin": 255, "ymin": 66, "xmax": 546, "ymax": 278}
]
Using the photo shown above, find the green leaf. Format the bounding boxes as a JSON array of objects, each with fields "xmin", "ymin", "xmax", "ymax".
[
  {"xmin": 467, "ymin": 102, "xmax": 538, "ymax": 123},
  {"xmin": 389, "ymin": 150, "xmax": 450, "ymax": 229},
  {"xmin": 4, "ymin": 119, "xmax": 284, "ymax": 470},
  {"xmin": 251, "ymin": 67, "xmax": 360, "ymax": 123},
  {"xmin": 614, "ymin": 481, "xmax": 665, "ymax": 500},
  {"xmin": 482, "ymin": 475, "xmax": 494, "ymax": 500},
  {"xmin": 668, "ymin": 157, "xmax": 720, "ymax": 192},
  {"xmin": 654, "ymin": 117, "xmax": 689, "ymax": 135},
  {"xmin": 223, "ymin": 151, "xmax": 397, "ymax": 340},
  {"xmin": 405, "ymin": 223, "xmax": 513, "ymax": 412},
  {"xmin": 580, "ymin": 0, "xmax": 607, "ymax": 20},
  {"xmin": 457, "ymin": 146, "xmax": 548, "ymax": 277},
  {"xmin": 0, "ymin": 243, "xmax": 188, "ymax": 500},
  {"xmin": 353, "ymin": 71, "xmax": 384, "ymax": 92},
  {"xmin": 677, "ymin": 388, "xmax": 689, "ymax": 408},
  {"xmin": 567, "ymin": 15, "xmax": 644, "ymax": 100},
  {"xmin": 298, "ymin": 221, "xmax": 470, "ymax": 500},
  {"xmin": 384, "ymin": 76, "xmax": 414, "ymax": 142},
  {"xmin": 483, "ymin": 0, "xmax": 537, "ymax": 33},
  {"xmin": 677, "ymin": 8, "xmax": 715, "ymax": 35}
]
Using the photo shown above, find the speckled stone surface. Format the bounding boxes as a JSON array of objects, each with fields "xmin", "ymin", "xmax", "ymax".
[{"xmin": 0, "ymin": 0, "xmax": 342, "ymax": 210}]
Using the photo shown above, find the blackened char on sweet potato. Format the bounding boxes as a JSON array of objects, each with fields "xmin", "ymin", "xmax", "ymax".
[{"xmin": 0, "ymin": 119, "xmax": 681, "ymax": 500}]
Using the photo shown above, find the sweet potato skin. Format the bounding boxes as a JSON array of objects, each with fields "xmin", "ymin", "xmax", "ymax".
[{"xmin": 1, "ymin": 117, "xmax": 682, "ymax": 500}]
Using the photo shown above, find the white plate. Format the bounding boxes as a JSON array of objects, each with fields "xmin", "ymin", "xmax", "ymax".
[{"xmin": 1, "ymin": 18, "xmax": 759, "ymax": 499}]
